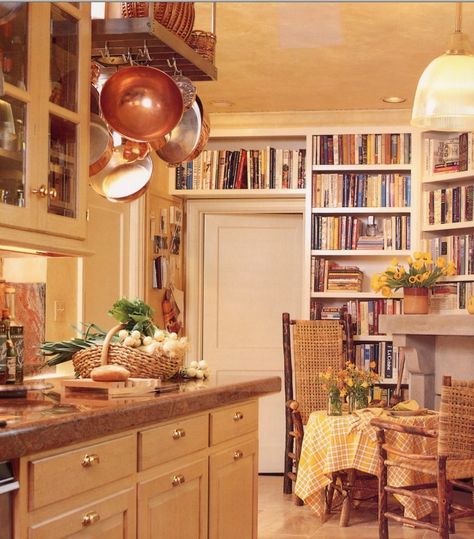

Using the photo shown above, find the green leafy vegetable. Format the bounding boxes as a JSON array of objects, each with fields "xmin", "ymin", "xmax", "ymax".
[{"xmin": 108, "ymin": 298, "xmax": 155, "ymax": 336}]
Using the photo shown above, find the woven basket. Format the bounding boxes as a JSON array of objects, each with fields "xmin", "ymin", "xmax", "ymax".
[
  {"xmin": 72, "ymin": 324, "xmax": 180, "ymax": 380},
  {"xmin": 187, "ymin": 30, "xmax": 216, "ymax": 63}
]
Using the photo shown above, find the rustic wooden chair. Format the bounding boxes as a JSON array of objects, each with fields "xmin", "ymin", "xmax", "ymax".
[
  {"xmin": 371, "ymin": 375, "xmax": 474, "ymax": 539},
  {"xmin": 283, "ymin": 311, "xmax": 374, "ymax": 526}
]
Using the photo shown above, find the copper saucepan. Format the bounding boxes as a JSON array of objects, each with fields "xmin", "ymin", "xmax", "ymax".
[
  {"xmin": 155, "ymin": 95, "xmax": 210, "ymax": 165},
  {"xmin": 100, "ymin": 66, "xmax": 184, "ymax": 142},
  {"xmin": 89, "ymin": 113, "xmax": 113, "ymax": 177},
  {"xmin": 89, "ymin": 145, "xmax": 153, "ymax": 203}
]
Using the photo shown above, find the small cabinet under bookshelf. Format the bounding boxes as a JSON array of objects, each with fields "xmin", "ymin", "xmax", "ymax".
[
  {"xmin": 168, "ymin": 131, "xmax": 307, "ymax": 198},
  {"xmin": 310, "ymin": 127, "xmax": 415, "ymax": 388}
]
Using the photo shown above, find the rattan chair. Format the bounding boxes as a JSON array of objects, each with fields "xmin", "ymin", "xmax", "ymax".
[
  {"xmin": 371, "ymin": 375, "xmax": 474, "ymax": 539},
  {"xmin": 283, "ymin": 311, "xmax": 364, "ymax": 524}
]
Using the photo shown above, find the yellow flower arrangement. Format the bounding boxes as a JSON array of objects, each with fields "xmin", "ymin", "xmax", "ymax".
[{"xmin": 371, "ymin": 252, "xmax": 456, "ymax": 296}]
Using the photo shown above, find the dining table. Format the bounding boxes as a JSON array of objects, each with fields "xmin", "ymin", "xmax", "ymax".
[{"xmin": 294, "ymin": 409, "xmax": 439, "ymax": 520}]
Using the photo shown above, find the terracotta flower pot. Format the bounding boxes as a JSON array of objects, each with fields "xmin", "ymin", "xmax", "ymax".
[{"xmin": 403, "ymin": 287, "xmax": 429, "ymax": 314}]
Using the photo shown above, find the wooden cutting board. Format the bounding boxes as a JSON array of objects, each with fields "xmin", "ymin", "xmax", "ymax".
[{"xmin": 61, "ymin": 378, "xmax": 162, "ymax": 397}]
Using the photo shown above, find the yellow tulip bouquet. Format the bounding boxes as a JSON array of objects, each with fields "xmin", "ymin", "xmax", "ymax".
[{"xmin": 371, "ymin": 251, "xmax": 456, "ymax": 297}]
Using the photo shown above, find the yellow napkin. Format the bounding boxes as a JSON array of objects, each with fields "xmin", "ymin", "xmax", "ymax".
[{"xmin": 391, "ymin": 399, "xmax": 420, "ymax": 412}]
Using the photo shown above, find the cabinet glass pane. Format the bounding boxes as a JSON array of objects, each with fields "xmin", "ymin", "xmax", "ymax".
[
  {"xmin": 48, "ymin": 115, "xmax": 77, "ymax": 218},
  {"xmin": 0, "ymin": 95, "xmax": 26, "ymax": 207},
  {"xmin": 0, "ymin": 3, "xmax": 28, "ymax": 90},
  {"xmin": 50, "ymin": 5, "xmax": 78, "ymax": 111}
]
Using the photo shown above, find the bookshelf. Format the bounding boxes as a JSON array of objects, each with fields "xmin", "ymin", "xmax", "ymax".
[
  {"xmin": 420, "ymin": 130, "xmax": 474, "ymax": 313},
  {"xmin": 168, "ymin": 129, "xmax": 308, "ymax": 198},
  {"xmin": 309, "ymin": 127, "xmax": 416, "ymax": 387}
]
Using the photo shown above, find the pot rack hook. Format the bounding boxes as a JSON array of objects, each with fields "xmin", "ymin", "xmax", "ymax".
[{"xmin": 167, "ymin": 57, "xmax": 181, "ymax": 76}]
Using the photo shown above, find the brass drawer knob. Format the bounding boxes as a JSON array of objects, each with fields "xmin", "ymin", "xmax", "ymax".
[
  {"xmin": 233, "ymin": 411, "xmax": 244, "ymax": 421},
  {"xmin": 171, "ymin": 474, "xmax": 185, "ymax": 487},
  {"xmin": 31, "ymin": 185, "xmax": 57, "ymax": 199},
  {"xmin": 81, "ymin": 453, "xmax": 100, "ymax": 467},
  {"xmin": 233, "ymin": 450, "xmax": 243, "ymax": 460},
  {"xmin": 172, "ymin": 428, "xmax": 186, "ymax": 440},
  {"xmin": 82, "ymin": 511, "xmax": 100, "ymax": 526}
]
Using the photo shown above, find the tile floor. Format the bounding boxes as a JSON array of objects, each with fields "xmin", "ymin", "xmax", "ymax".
[{"xmin": 258, "ymin": 475, "xmax": 474, "ymax": 539}]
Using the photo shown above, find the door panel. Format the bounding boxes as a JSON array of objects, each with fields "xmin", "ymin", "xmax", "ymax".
[{"xmin": 203, "ymin": 213, "xmax": 303, "ymax": 472}]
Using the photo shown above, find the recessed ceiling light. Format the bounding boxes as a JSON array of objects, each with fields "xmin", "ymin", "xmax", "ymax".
[
  {"xmin": 382, "ymin": 96, "xmax": 407, "ymax": 104},
  {"xmin": 210, "ymin": 100, "xmax": 234, "ymax": 108}
]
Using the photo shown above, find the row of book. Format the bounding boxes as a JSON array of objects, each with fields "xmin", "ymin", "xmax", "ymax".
[
  {"xmin": 424, "ymin": 184, "xmax": 474, "ymax": 225},
  {"xmin": 423, "ymin": 132, "xmax": 472, "ymax": 175},
  {"xmin": 312, "ymin": 133, "xmax": 411, "ymax": 165},
  {"xmin": 310, "ymin": 257, "xmax": 363, "ymax": 292},
  {"xmin": 354, "ymin": 342, "xmax": 406, "ymax": 383},
  {"xmin": 174, "ymin": 148, "xmax": 306, "ymax": 191},
  {"xmin": 310, "ymin": 298, "xmax": 404, "ymax": 336},
  {"xmin": 422, "ymin": 234, "xmax": 474, "ymax": 276},
  {"xmin": 311, "ymin": 172, "xmax": 411, "ymax": 208},
  {"xmin": 430, "ymin": 281, "xmax": 474, "ymax": 312},
  {"xmin": 311, "ymin": 215, "xmax": 411, "ymax": 251}
]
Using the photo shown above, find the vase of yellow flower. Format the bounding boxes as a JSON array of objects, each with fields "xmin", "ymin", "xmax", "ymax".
[
  {"xmin": 344, "ymin": 362, "xmax": 379, "ymax": 413},
  {"xmin": 319, "ymin": 368, "xmax": 346, "ymax": 416},
  {"xmin": 371, "ymin": 252, "xmax": 456, "ymax": 315}
]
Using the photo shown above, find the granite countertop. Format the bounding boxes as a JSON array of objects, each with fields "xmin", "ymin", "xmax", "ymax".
[{"xmin": 0, "ymin": 375, "xmax": 281, "ymax": 461}]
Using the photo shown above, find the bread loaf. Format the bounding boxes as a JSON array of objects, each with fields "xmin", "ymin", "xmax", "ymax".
[{"xmin": 90, "ymin": 365, "xmax": 131, "ymax": 381}]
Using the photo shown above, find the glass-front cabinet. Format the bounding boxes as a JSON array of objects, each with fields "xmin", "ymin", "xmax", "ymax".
[{"xmin": 0, "ymin": 2, "xmax": 90, "ymax": 242}]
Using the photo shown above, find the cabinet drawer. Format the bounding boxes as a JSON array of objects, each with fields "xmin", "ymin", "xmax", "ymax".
[
  {"xmin": 139, "ymin": 414, "xmax": 209, "ymax": 470},
  {"xmin": 210, "ymin": 401, "xmax": 258, "ymax": 446},
  {"xmin": 29, "ymin": 486, "xmax": 136, "ymax": 539},
  {"xmin": 29, "ymin": 434, "xmax": 137, "ymax": 510}
]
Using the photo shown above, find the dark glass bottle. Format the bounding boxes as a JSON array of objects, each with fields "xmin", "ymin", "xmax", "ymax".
[
  {"xmin": 4, "ymin": 288, "xmax": 23, "ymax": 384},
  {"xmin": 0, "ymin": 316, "xmax": 7, "ymax": 384},
  {"xmin": 3, "ymin": 314, "xmax": 16, "ymax": 384}
]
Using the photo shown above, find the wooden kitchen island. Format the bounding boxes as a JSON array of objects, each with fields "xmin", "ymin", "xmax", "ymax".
[{"xmin": 0, "ymin": 375, "xmax": 281, "ymax": 539}]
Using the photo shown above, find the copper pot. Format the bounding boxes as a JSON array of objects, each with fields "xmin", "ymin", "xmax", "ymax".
[
  {"xmin": 100, "ymin": 66, "xmax": 184, "ymax": 142},
  {"xmin": 155, "ymin": 95, "xmax": 210, "ymax": 165},
  {"xmin": 89, "ymin": 113, "xmax": 113, "ymax": 177},
  {"xmin": 89, "ymin": 144, "xmax": 153, "ymax": 203}
]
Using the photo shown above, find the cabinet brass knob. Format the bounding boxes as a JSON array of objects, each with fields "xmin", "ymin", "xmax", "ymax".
[
  {"xmin": 233, "ymin": 411, "xmax": 244, "ymax": 421},
  {"xmin": 82, "ymin": 511, "xmax": 100, "ymax": 526},
  {"xmin": 81, "ymin": 453, "xmax": 100, "ymax": 467},
  {"xmin": 48, "ymin": 187, "xmax": 58, "ymax": 199},
  {"xmin": 233, "ymin": 450, "xmax": 243, "ymax": 460},
  {"xmin": 171, "ymin": 474, "xmax": 185, "ymax": 487},
  {"xmin": 172, "ymin": 428, "xmax": 186, "ymax": 440}
]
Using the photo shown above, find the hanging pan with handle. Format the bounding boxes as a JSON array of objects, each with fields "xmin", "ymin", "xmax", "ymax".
[{"xmin": 89, "ymin": 113, "xmax": 113, "ymax": 176}]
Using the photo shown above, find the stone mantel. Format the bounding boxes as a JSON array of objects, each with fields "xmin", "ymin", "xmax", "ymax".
[{"xmin": 379, "ymin": 314, "xmax": 474, "ymax": 409}]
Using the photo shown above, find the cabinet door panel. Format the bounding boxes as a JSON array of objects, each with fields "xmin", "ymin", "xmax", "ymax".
[
  {"xmin": 209, "ymin": 437, "xmax": 258, "ymax": 539},
  {"xmin": 29, "ymin": 486, "xmax": 136, "ymax": 539},
  {"xmin": 138, "ymin": 458, "xmax": 208, "ymax": 539}
]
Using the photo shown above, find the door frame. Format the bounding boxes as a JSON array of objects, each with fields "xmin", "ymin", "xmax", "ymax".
[{"xmin": 185, "ymin": 198, "xmax": 308, "ymax": 359}]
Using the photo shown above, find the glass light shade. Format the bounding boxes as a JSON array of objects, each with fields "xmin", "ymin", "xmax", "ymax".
[{"xmin": 411, "ymin": 52, "xmax": 474, "ymax": 131}]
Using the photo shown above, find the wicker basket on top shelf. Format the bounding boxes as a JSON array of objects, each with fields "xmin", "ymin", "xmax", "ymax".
[
  {"xmin": 187, "ymin": 30, "xmax": 216, "ymax": 63},
  {"xmin": 121, "ymin": 2, "xmax": 195, "ymax": 41},
  {"xmin": 72, "ymin": 324, "xmax": 181, "ymax": 380}
]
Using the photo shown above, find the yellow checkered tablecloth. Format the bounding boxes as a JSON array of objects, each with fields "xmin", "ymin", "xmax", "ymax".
[{"xmin": 294, "ymin": 410, "xmax": 439, "ymax": 519}]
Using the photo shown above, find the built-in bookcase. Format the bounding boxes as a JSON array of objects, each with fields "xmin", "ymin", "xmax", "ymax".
[
  {"xmin": 420, "ymin": 130, "xmax": 474, "ymax": 313},
  {"xmin": 310, "ymin": 127, "xmax": 416, "ymax": 386}
]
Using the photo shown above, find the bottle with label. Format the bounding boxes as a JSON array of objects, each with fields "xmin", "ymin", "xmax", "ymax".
[
  {"xmin": 4, "ymin": 288, "xmax": 24, "ymax": 384},
  {"xmin": 2, "ymin": 311, "xmax": 16, "ymax": 384}
]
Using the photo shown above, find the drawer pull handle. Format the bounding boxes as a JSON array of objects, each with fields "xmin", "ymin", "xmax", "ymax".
[
  {"xmin": 82, "ymin": 511, "xmax": 100, "ymax": 526},
  {"xmin": 171, "ymin": 474, "xmax": 185, "ymax": 487},
  {"xmin": 233, "ymin": 411, "xmax": 244, "ymax": 421},
  {"xmin": 233, "ymin": 450, "xmax": 243, "ymax": 460},
  {"xmin": 172, "ymin": 428, "xmax": 186, "ymax": 440},
  {"xmin": 81, "ymin": 453, "xmax": 100, "ymax": 467}
]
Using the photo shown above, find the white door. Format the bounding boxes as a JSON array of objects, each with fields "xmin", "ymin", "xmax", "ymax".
[{"xmin": 203, "ymin": 213, "xmax": 303, "ymax": 472}]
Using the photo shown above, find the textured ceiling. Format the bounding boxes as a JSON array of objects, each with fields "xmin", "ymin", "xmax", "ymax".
[{"xmin": 193, "ymin": 2, "xmax": 474, "ymax": 114}]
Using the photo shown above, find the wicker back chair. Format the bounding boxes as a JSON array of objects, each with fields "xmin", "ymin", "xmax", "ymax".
[
  {"xmin": 371, "ymin": 375, "xmax": 474, "ymax": 539},
  {"xmin": 282, "ymin": 312, "xmax": 352, "ymax": 499}
]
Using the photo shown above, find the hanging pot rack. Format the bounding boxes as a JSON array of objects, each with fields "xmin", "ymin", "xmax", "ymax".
[{"xmin": 90, "ymin": 15, "xmax": 217, "ymax": 82}]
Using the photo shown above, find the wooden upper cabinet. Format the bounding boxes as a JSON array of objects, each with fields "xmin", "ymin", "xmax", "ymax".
[{"xmin": 0, "ymin": 2, "xmax": 90, "ymax": 242}]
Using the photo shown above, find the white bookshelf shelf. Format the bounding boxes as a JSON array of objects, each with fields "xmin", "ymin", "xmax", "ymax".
[
  {"xmin": 311, "ymin": 249, "xmax": 411, "ymax": 256},
  {"xmin": 169, "ymin": 188, "xmax": 306, "ymax": 199},
  {"xmin": 422, "ymin": 170, "xmax": 474, "ymax": 185},
  {"xmin": 422, "ymin": 221, "xmax": 474, "ymax": 233},
  {"xmin": 312, "ymin": 207, "xmax": 410, "ymax": 215},
  {"xmin": 354, "ymin": 335, "xmax": 393, "ymax": 342},
  {"xmin": 313, "ymin": 164, "xmax": 412, "ymax": 172},
  {"xmin": 311, "ymin": 291, "xmax": 403, "ymax": 299},
  {"xmin": 439, "ymin": 274, "xmax": 474, "ymax": 282}
]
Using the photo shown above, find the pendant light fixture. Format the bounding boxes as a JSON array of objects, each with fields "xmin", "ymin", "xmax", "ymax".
[{"xmin": 411, "ymin": 2, "xmax": 474, "ymax": 131}]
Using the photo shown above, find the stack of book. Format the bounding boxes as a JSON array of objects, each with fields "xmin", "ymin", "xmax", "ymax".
[
  {"xmin": 357, "ymin": 235, "xmax": 384, "ymax": 250},
  {"xmin": 326, "ymin": 264, "xmax": 363, "ymax": 292}
]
